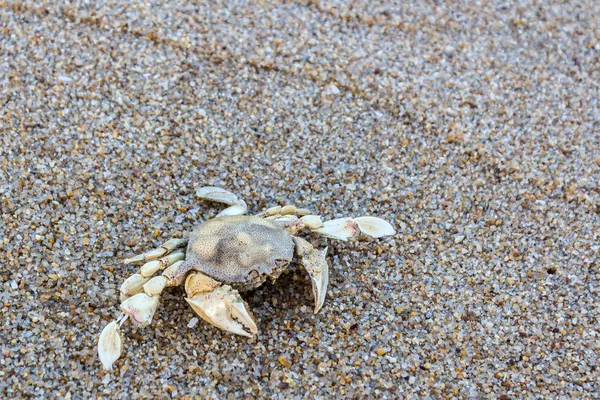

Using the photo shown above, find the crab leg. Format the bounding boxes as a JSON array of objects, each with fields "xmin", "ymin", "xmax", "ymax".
[
  {"xmin": 98, "ymin": 252, "xmax": 191, "ymax": 370},
  {"xmin": 259, "ymin": 204, "xmax": 314, "ymax": 219},
  {"xmin": 312, "ymin": 216, "xmax": 396, "ymax": 241},
  {"xmin": 123, "ymin": 237, "xmax": 188, "ymax": 264},
  {"xmin": 261, "ymin": 202, "xmax": 396, "ymax": 241},
  {"xmin": 265, "ymin": 211, "xmax": 325, "ymax": 235},
  {"xmin": 293, "ymin": 237, "xmax": 329, "ymax": 313},
  {"xmin": 196, "ymin": 186, "xmax": 248, "ymax": 217},
  {"xmin": 120, "ymin": 249, "xmax": 186, "ymax": 301},
  {"xmin": 184, "ymin": 272, "xmax": 258, "ymax": 337}
]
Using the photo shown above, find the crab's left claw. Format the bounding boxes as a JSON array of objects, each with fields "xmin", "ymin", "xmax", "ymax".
[
  {"xmin": 185, "ymin": 277, "xmax": 257, "ymax": 337},
  {"xmin": 294, "ymin": 237, "xmax": 329, "ymax": 313}
]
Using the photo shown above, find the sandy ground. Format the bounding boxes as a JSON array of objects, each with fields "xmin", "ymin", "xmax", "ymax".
[{"xmin": 1, "ymin": 1, "xmax": 599, "ymax": 398}]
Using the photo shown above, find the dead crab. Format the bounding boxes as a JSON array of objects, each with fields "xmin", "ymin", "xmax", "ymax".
[{"xmin": 98, "ymin": 187, "xmax": 395, "ymax": 370}]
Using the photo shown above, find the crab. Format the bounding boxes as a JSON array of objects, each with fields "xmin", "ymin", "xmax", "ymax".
[{"xmin": 98, "ymin": 186, "xmax": 395, "ymax": 370}]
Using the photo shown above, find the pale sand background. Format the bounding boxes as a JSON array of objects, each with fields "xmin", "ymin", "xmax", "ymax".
[{"xmin": 1, "ymin": 1, "xmax": 599, "ymax": 398}]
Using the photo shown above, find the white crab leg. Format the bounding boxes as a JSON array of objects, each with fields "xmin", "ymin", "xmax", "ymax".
[
  {"xmin": 259, "ymin": 205, "xmax": 313, "ymax": 219},
  {"xmin": 293, "ymin": 237, "xmax": 329, "ymax": 313},
  {"xmin": 271, "ymin": 214, "xmax": 303, "ymax": 234},
  {"xmin": 185, "ymin": 273, "xmax": 258, "ymax": 337},
  {"xmin": 119, "ymin": 250, "xmax": 187, "ymax": 302},
  {"xmin": 216, "ymin": 200, "xmax": 248, "ymax": 217},
  {"xmin": 98, "ymin": 290, "xmax": 162, "ymax": 371},
  {"xmin": 270, "ymin": 214, "xmax": 323, "ymax": 235},
  {"xmin": 99, "ymin": 245, "xmax": 190, "ymax": 370},
  {"xmin": 139, "ymin": 250, "xmax": 185, "ymax": 278},
  {"xmin": 98, "ymin": 269, "xmax": 191, "ymax": 370},
  {"xmin": 196, "ymin": 186, "xmax": 248, "ymax": 217},
  {"xmin": 120, "ymin": 274, "xmax": 150, "ymax": 301},
  {"xmin": 300, "ymin": 215, "xmax": 324, "ymax": 229},
  {"xmin": 98, "ymin": 315, "xmax": 125, "ymax": 371},
  {"xmin": 312, "ymin": 216, "xmax": 395, "ymax": 241},
  {"xmin": 353, "ymin": 216, "xmax": 396, "ymax": 238},
  {"xmin": 123, "ymin": 238, "xmax": 188, "ymax": 264},
  {"xmin": 120, "ymin": 293, "xmax": 160, "ymax": 326},
  {"xmin": 263, "ymin": 205, "xmax": 282, "ymax": 216},
  {"xmin": 312, "ymin": 218, "xmax": 359, "ymax": 241},
  {"xmin": 196, "ymin": 186, "xmax": 239, "ymax": 205}
]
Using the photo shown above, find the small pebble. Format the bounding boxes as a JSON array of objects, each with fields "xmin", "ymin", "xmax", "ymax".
[{"xmin": 277, "ymin": 356, "xmax": 292, "ymax": 369}]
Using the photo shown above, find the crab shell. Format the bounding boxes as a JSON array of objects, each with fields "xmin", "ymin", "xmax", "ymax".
[{"xmin": 183, "ymin": 216, "xmax": 295, "ymax": 291}]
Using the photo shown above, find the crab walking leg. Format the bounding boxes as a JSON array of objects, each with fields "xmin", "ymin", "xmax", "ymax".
[
  {"xmin": 120, "ymin": 250, "xmax": 186, "ymax": 301},
  {"xmin": 196, "ymin": 186, "xmax": 248, "ymax": 217},
  {"xmin": 184, "ymin": 272, "xmax": 258, "ymax": 337},
  {"xmin": 123, "ymin": 238, "xmax": 188, "ymax": 264},
  {"xmin": 293, "ymin": 237, "xmax": 329, "ymax": 313},
  {"xmin": 98, "ymin": 314, "xmax": 126, "ymax": 370},
  {"xmin": 98, "ymin": 259, "xmax": 190, "ymax": 370},
  {"xmin": 216, "ymin": 200, "xmax": 248, "ymax": 217},
  {"xmin": 267, "ymin": 214, "xmax": 324, "ymax": 235},
  {"xmin": 266, "ymin": 212, "xmax": 396, "ymax": 241},
  {"xmin": 259, "ymin": 205, "xmax": 313, "ymax": 219},
  {"xmin": 312, "ymin": 216, "xmax": 396, "ymax": 241}
]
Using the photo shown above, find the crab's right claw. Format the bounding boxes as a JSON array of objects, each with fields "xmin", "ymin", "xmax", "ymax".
[
  {"xmin": 98, "ymin": 320, "xmax": 123, "ymax": 371},
  {"xmin": 186, "ymin": 285, "xmax": 258, "ymax": 337}
]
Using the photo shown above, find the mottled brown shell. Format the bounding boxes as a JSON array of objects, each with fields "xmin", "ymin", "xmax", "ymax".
[{"xmin": 182, "ymin": 216, "xmax": 294, "ymax": 289}]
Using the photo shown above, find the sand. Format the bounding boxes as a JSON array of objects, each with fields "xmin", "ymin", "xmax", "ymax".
[{"xmin": 1, "ymin": 1, "xmax": 599, "ymax": 398}]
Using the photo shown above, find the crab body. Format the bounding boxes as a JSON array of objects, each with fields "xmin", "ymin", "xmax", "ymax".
[
  {"xmin": 183, "ymin": 216, "xmax": 294, "ymax": 290},
  {"xmin": 97, "ymin": 187, "xmax": 395, "ymax": 370}
]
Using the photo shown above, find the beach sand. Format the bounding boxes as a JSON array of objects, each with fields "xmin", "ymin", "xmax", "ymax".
[{"xmin": 1, "ymin": 1, "xmax": 599, "ymax": 398}]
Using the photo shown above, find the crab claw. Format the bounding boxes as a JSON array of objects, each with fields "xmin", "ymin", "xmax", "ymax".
[
  {"xmin": 98, "ymin": 318, "xmax": 124, "ymax": 370},
  {"xmin": 354, "ymin": 216, "xmax": 396, "ymax": 238},
  {"xmin": 186, "ymin": 285, "xmax": 258, "ymax": 337}
]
